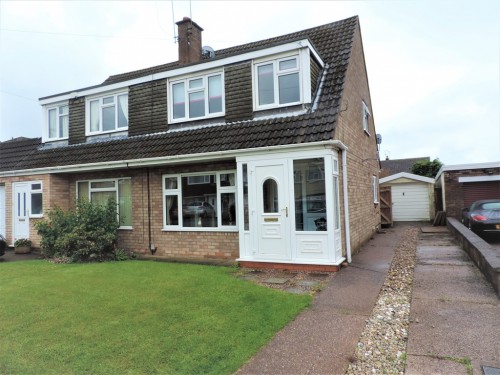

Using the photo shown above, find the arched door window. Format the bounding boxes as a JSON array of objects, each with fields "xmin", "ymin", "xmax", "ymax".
[{"xmin": 263, "ymin": 179, "xmax": 279, "ymax": 213}]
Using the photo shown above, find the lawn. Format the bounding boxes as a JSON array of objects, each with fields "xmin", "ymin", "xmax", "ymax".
[{"xmin": 0, "ymin": 260, "xmax": 311, "ymax": 374}]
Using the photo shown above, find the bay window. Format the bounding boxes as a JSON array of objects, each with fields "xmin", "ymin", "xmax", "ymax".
[
  {"xmin": 46, "ymin": 104, "xmax": 68, "ymax": 140},
  {"xmin": 87, "ymin": 92, "xmax": 128, "ymax": 134},
  {"xmin": 77, "ymin": 178, "xmax": 132, "ymax": 228},
  {"xmin": 163, "ymin": 171, "xmax": 237, "ymax": 229},
  {"xmin": 169, "ymin": 72, "xmax": 224, "ymax": 123}
]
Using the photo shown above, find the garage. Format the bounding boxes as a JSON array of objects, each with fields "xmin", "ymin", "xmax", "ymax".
[
  {"xmin": 0, "ymin": 185, "xmax": 5, "ymax": 237},
  {"xmin": 380, "ymin": 173, "xmax": 434, "ymax": 222}
]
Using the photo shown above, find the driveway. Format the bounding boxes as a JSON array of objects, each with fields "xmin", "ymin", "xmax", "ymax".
[{"xmin": 0, "ymin": 249, "xmax": 44, "ymax": 262}]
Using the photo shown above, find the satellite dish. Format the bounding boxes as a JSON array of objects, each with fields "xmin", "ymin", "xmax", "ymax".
[
  {"xmin": 376, "ymin": 134, "xmax": 382, "ymax": 145},
  {"xmin": 201, "ymin": 45, "xmax": 215, "ymax": 58}
]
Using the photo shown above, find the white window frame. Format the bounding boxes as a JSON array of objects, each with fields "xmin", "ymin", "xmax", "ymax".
[
  {"xmin": 362, "ymin": 100, "xmax": 371, "ymax": 134},
  {"xmin": 163, "ymin": 170, "xmax": 237, "ymax": 231},
  {"xmin": 253, "ymin": 49, "xmax": 311, "ymax": 111},
  {"xmin": 85, "ymin": 90, "xmax": 129, "ymax": 136},
  {"xmin": 372, "ymin": 175, "xmax": 379, "ymax": 204},
  {"xmin": 43, "ymin": 102, "xmax": 69, "ymax": 142},
  {"xmin": 29, "ymin": 181, "xmax": 43, "ymax": 218},
  {"xmin": 168, "ymin": 70, "xmax": 225, "ymax": 124},
  {"xmin": 76, "ymin": 178, "xmax": 132, "ymax": 229}
]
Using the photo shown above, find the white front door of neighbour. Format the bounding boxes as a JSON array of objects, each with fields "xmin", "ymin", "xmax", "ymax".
[
  {"xmin": 254, "ymin": 162, "xmax": 291, "ymax": 260},
  {"xmin": 13, "ymin": 183, "xmax": 30, "ymax": 241},
  {"xmin": 0, "ymin": 185, "xmax": 6, "ymax": 237}
]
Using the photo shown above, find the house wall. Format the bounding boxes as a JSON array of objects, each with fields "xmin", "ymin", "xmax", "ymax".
[
  {"xmin": 0, "ymin": 174, "xmax": 68, "ymax": 247},
  {"xmin": 443, "ymin": 167, "xmax": 500, "ymax": 219},
  {"xmin": 61, "ymin": 161, "xmax": 239, "ymax": 260},
  {"xmin": 334, "ymin": 23, "xmax": 381, "ymax": 254}
]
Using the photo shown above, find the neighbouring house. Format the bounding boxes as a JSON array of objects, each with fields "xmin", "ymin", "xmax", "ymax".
[
  {"xmin": 435, "ymin": 162, "xmax": 500, "ymax": 220},
  {"xmin": 380, "ymin": 172, "xmax": 435, "ymax": 222},
  {"xmin": 380, "ymin": 156, "xmax": 429, "ymax": 178},
  {"xmin": 0, "ymin": 16, "xmax": 381, "ymax": 271}
]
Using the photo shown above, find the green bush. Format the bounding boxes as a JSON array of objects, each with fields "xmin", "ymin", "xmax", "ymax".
[
  {"xmin": 14, "ymin": 238, "xmax": 32, "ymax": 247},
  {"xmin": 0, "ymin": 235, "xmax": 6, "ymax": 257},
  {"xmin": 35, "ymin": 199, "xmax": 120, "ymax": 262}
]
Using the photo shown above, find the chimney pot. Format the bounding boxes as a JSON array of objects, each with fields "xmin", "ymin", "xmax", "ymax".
[{"xmin": 176, "ymin": 17, "xmax": 204, "ymax": 65}]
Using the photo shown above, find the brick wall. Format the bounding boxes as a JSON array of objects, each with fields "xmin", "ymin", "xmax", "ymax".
[
  {"xmin": 334, "ymin": 22, "xmax": 381, "ymax": 254},
  {"xmin": 443, "ymin": 168, "xmax": 500, "ymax": 219},
  {"xmin": 65, "ymin": 162, "xmax": 239, "ymax": 260}
]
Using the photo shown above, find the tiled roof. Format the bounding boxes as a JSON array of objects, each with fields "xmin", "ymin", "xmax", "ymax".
[
  {"xmin": 380, "ymin": 157, "xmax": 430, "ymax": 177},
  {"xmin": 0, "ymin": 137, "xmax": 42, "ymax": 172},
  {"xmin": 5, "ymin": 16, "xmax": 358, "ymax": 173}
]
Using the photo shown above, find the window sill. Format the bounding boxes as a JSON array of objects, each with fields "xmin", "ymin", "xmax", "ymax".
[
  {"xmin": 118, "ymin": 226, "xmax": 133, "ymax": 230},
  {"xmin": 162, "ymin": 227, "xmax": 238, "ymax": 233}
]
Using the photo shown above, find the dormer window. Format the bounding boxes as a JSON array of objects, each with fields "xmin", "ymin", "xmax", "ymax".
[
  {"xmin": 169, "ymin": 71, "xmax": 224, "ymax": 123},
  {"xmin": 86, "ymin": 92, "xmax": 128, "ymax": 135},
  {"xmin": 46, "ymin": 104, "xmax": 68, "ymax": 141},
  {"xmin": 254, "ymin": 54, "xmax": 303, "ymax": 110}
]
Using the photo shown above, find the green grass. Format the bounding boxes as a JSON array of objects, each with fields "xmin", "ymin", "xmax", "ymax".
[{"xmin": 0, "ymin": 261, "xmax": 311, "ymax": 374}]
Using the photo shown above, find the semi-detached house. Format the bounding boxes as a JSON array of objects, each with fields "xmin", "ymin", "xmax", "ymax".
[{"xmin": 0, "ymin": 16, "xmax": 381, "ymax": 271}]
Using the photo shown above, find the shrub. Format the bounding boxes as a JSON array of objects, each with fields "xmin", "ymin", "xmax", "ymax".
[
  {"xmin": 35, "ymin": 199, "xmax": 120, "ymax": 262},
  {"xmin": 14, "ymin": 238, "xmax": 32, "ymax": 248}
]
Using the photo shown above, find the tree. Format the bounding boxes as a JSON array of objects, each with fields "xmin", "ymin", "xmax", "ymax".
[{"xmin": 411, "ymin": 158, "xmax": 443, "ymax": 178}]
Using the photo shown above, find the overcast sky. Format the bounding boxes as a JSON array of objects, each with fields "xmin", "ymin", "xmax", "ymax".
[{"xmin": 0, "ymin": 0, "xmax": 498, "ymax": 165}]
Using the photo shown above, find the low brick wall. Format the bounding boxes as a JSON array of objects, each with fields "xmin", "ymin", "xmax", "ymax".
[{"xmin": 447, "ymin": 217, "xmax": 500, "ymax": 299}]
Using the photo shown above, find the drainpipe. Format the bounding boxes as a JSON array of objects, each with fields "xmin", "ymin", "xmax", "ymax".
[
  {"xmin": 146, "ymin": 168, "xmax": 155, "ymax": 255},
  {"xmin": 341, "ymin": 149, "xmax": 352, "ymax": 263}
]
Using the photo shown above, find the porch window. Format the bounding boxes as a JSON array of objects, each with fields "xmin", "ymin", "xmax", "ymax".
[
  {"xmin": 77, "ymin": 178, "xmax": 132, "ymax": 228},
  {"xmin": 169, "ymin": 71, "xmax": 224, "ymax": 123},
  {"xmin": 293, "ymin": 158, "xmax": 327, "ymax": 231},
  {"xmin": 163, "ymin": 171, "xmax": 237, "ymax": 230}
]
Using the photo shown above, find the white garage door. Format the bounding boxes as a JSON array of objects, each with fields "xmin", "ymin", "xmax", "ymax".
[
  {"xmin": 392, "ymin": 183, "xmax": 430, "ymax": 221},
  {"xmin": 0, "ymin": 185, "xmax": 5, "ymax": 237}
]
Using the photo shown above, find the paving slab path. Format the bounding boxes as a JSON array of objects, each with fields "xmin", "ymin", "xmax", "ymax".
[{"xmin": 405, "ymin": 228, "xmax": 500, "ymax": 375}]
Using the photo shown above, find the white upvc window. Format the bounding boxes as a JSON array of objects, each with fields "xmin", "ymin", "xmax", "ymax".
[
  {"xmin": 163, "ymin": 171, "xmax": 237, "ymax": 230},
  {"xmin": 45, "ymin": 103, "xmax": 69, "ymax": 141},
  {"xmin": 362, "ymin": 100, "xmax": 371, "ymax": 134},
  {"xmin": 77, "ymin": 178, "xmax": 132, "ymax": 229},
  {"xmin": 372, "ymin": 175, "xmax": 379, "ymax": 204},
  {"xmin": 86, "ymin": 92, "xmax": 128, "ymax": 135},
  {"xmin": 169, "ymin": 71, "xmax": 224, "ymax": 123},
  {"xmin": 29, "ymin": 182, "xmax": 43, "ymax": 218},
  {"xmin": 254, "ymin": 54, "xmax": 303, "ymax": 110}
]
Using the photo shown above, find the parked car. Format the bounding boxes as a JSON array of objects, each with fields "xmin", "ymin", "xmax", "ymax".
[
  {"xmin": 182, "ymin": 201, "xmax": 215, "ymax": 218},
  {"xmin": 462, "ymin": 199, "xmax": 500, "ymax": 236}
]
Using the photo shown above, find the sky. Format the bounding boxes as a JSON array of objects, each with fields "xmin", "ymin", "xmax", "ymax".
[{"xmin": 0, "ymin": 0, "xmax": 499, "ymax": 165}]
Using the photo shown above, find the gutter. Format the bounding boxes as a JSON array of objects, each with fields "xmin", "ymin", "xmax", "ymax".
[{"xmin": 0, "ymin": 140, "xmax": 346, "ymax": 177}]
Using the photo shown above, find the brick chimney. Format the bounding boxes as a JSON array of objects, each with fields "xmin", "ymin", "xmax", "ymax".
[{"xmin": 176, "ymin": 17, "xmax": 203, "ymax": 64}]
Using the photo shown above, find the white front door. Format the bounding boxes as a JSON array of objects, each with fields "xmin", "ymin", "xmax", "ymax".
[
  {"xmin": 254, "ymin": 162, "xmax": 291, "ymax": 260},
  {"xmin": 0, "ymin": 185, "xmax": 5, "ymax": 237},
  {"xmin": 13, "ymin": 183, "xmax": 30, "ymax": 241}
]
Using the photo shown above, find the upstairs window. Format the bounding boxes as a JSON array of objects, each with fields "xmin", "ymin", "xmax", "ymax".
[
  {"xmin": 87, "ymin": 92, "xmax": 128, "ymax": 134},
  {"xmin": 169, "ymin": 72, "xmax": 224, "ymax": 123},
  {"xmin": 46, "ymin": 104, "xmax": 68, "ymax": 140},
  {"xmin": 255, "ymin": 55, "xmax": 301, "ymax": 110},
  {"xmin": 362, "ymin": 100, "xmax": 371, "ymax": 134}
]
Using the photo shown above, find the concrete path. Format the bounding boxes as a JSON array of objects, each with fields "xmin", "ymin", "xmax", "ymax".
[
  {"xmin": 406, "ymin": 228, "xmax": 500, "ymax": 375},
  {"xmin": 238, "ymin": 225, "xmax": 406, "ymax": 374}
]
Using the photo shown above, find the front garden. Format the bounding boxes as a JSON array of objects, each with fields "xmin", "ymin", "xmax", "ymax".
[{"xmin": 0, "ymin": 261, "xmax": 311, "ymax": 374}]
